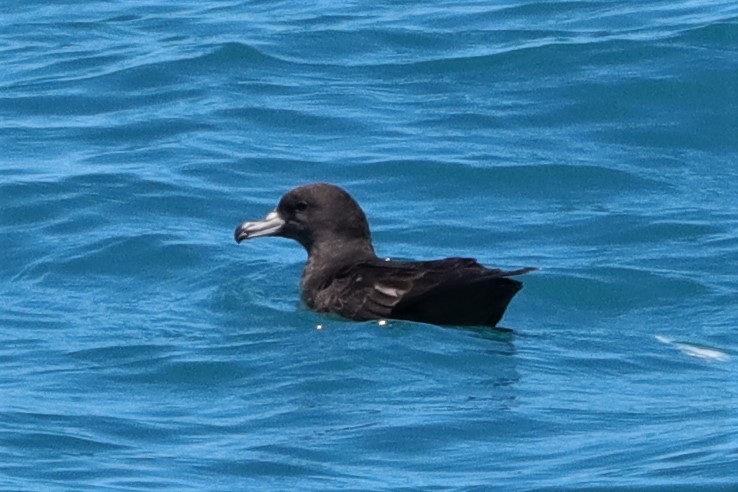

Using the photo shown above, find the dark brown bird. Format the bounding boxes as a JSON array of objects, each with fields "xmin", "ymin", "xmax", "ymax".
[{"xmin": 234, "ymin": 183, "xmax": 534, "ymax": 327}]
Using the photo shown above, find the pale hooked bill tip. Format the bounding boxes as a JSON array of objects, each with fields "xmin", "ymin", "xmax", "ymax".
[{"xmin": 655, "ymin": 335, "xmax": 730, "ymax": 362}]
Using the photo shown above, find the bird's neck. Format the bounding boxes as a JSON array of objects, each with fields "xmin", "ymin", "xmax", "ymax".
[{"xmin": 300, "ymin": 237, "xmax": 376, "ymax": 302}]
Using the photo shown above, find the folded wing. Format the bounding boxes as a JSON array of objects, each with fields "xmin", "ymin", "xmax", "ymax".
[{"xmin": 315, "ymin": 257, "xmax": 533, "ymax": 326}]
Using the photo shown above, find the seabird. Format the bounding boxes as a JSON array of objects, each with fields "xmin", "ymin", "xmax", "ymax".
[{"xmin": 234, "ymin": 183, "xmax": 534, "ymax": 327}]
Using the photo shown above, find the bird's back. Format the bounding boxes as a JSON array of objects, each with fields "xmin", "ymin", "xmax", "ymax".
[{"xmin": 309, "ymin": 257, "xmax": 530, "ymax": 327}]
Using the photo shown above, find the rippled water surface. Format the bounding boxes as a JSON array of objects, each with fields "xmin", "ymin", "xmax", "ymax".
[{"xmin": 2, "ymin": 1, "xmax": 738, "ymax": 490}]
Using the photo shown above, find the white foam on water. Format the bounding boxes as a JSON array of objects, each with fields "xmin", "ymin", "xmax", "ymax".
[{"xmin": 655, "ymin": 335, "xmax": 730, "ymax": 362}]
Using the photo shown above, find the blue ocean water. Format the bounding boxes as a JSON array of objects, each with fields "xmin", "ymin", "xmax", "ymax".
[{"xmin": 2, "ymin": 0, "xmax": 738, "ymax": 490}]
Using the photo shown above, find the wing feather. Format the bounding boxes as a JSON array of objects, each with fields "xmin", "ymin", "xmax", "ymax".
[{"xmin": 313, "ymin": 257, "xmax": 533, "ymax": 325}]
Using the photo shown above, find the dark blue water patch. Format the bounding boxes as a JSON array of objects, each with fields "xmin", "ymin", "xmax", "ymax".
[
  {"xmin": 182, "ymin": 41, "xmax": 287, "ymax": 71},
  {"xmin": 3, "ymin": 120, "xmax": 212, "ymax": 163},
  {"xmin": 0, "ymin": 89, "xmax": 203, "ymax": 117},
  {"xmin": 355, "ymin": 160, "xmax": 661, "ymax": 200},
  {"xmin": 179, "ymin": 156, "xmax": 319, "ymax": 194},
  {"xmin": 0, "ymin": 431, "xmax": 126, "ymax": 456},
  {"xmin": 578, "ymin": 75, "xmax": 737, "ymax": 152},
  {"xmin": 601, "ymin": 220, "xmax": 720, "ymax": 245},
  {"xmin": 0, "ymin": 413, "xmax": 134, "ymax": 461},
  {"xmin": 25, "ymin": 52, "xmax": 128, "ymax": 82},
  {"xmin": 211, "ymin": 158, "xmax": 372, "ymax": 195},
  {"xmin": 0, "ymin": 287, "xmax": 75, "ymax": 332},
  {"xmin": 216, "ymin": 444, "xmax": 357, "ymax": 487},
  {"xmin": 215, "ymin": 259, "xmax": 304, "ymax": 314},
  {"xmin": 206, "ymin": 457, "xmax": 331, "ymax": 482},
  {"xmin": 103, "ymin": 14, "xmax": 141, "ymax": 23},
  {"xmin": 217, "ymin": 106, "xmax": 368, "ymax": 135},
  {"xmin": 0, "ymin": 179, "xmax": 84, "ymax": 228},
  {"xmin": 420, "ymin": 5, "xmax": 608, "ymax": 33},
  {"xmin": 352, "ymin": 37, "xmax": 670, "ymax": 91},
  {"xmin": 2, "ymin": 171, "xmax": 118, "ymax": 204},
  {"xmin": 417, "ymin": 110, "xmax": 510, "ymax": 131},
  {"xmin": 67, "ymin": 343, "xmax": 177, "ymax": 368},
  {"xmin": 560, "ymin": 213, "xmax": 723, "ymax": 246},
  {"xmin": 0, "ymin": 411, "xmax": 177, "ymax": 450},
  {"xmin": 273, "ymin": 13, "xmax": 360, "ymax": 29},
  {"xmin": 114, "ymin": 358, "xmax": 252, "ymax": 387},
  {"xmin": 2, "ymin": 51, "xmax": 122, "ymax": 89},
  {"xmin": 15, "ymin": 233, "xmax": 203, "ymax": 280},
  {"xmin": 529, "ymin": 267, "xmax": 709, "ymax": 313},
  {"xmin": 4, "ymin": 42, "xmax": 285, "ymax": 105},
  {"xmin": 1, "ymin": 172, "xmax": 232, "ymax": 255},
  {"xmin": 510, "ymin": 39, "xmax": 735, "ymax": 119},
  {"xmin": 78, "ymin": 41, "xmax": 288, "ymax": 92},
  {"xmin": 672, "ymin": 19, "xmax": 738, "ymax": 49},
  {"xmin": 83, "ymin": 117, "xmax": 212, "ymax": 144}
]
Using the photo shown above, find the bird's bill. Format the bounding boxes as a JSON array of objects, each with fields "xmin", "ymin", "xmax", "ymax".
[{"xmin": 234, "ymin": 210, "xmax": 285, "ymax": 243}]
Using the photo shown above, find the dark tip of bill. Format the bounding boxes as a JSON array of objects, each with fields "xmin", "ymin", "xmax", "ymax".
[{"xmin": 234, "ymin": 226, "xmax": 245, "ymax": 243}]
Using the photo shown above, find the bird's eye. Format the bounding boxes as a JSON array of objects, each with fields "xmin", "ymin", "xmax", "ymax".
[{"xmin": 295, "ymin": 201, "xmax": 309, "ymax": 212}]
